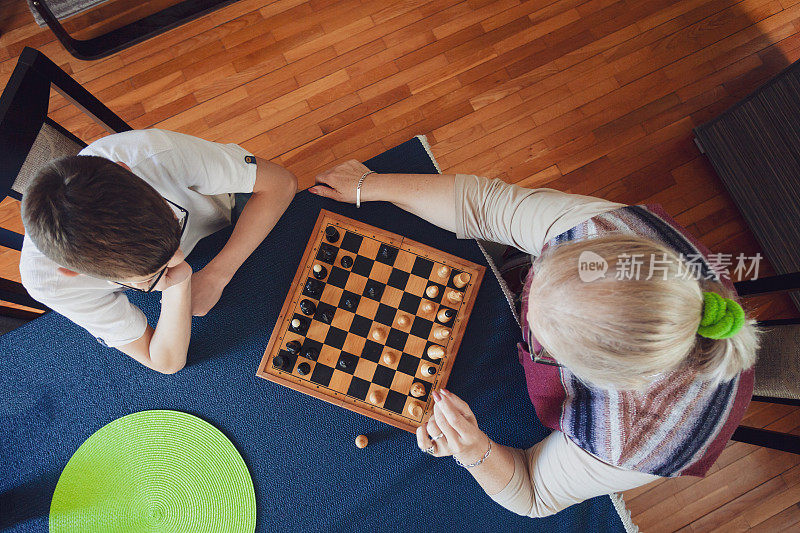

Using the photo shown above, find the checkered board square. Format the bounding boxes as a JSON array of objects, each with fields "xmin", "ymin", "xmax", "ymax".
[{"xmin": 257, "ymin": 210, "xmax": 485, "ymax": 433}]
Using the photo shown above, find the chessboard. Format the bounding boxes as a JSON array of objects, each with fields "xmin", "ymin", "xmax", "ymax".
[{"xmin": 257, "ymin": 210, "xmax": 485, "ymax": 433}]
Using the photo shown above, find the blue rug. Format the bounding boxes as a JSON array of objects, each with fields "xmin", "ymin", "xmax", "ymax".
[{"xmin": 0, "ymin": 137, "xmax": 626, "ymax": 533}]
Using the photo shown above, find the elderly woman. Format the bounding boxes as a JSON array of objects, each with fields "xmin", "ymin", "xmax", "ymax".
[{"xmin": 310, "ymin": 161, "xmax": 758, "ymax": 517}]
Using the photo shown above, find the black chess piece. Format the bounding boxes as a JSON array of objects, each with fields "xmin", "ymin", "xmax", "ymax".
[
  {"xmin": 424, "ymin": 365, "xmax": 436, "ymax": 376},
  {"xmin": 304, "ymin": 279, "xmax": 322, "ymax": 297},
  {"xmin": 325, "ymin": 226, "xmax": 340, "ymax": 242},
  {"xmin": 272, "ymin": 354, "xmax": 289, "ymax": 370},
  {"xmin": 337, "ymin": 353, "xmax": 357, "ymax": 371},
  {"xmin": 366, "ymin": 285, "xmax": 377, "ymax": 298},
  {"xmin": 340, "ymin": 256, "xmax": 354, "ymax": 269},
  {"xmin": 285, "ymin": 340, "xmax": 302, "ymax": 355},
  {"xmin": 297, "ymin": 362, "xmax": 311, "ymax": 376},
  {"xmin": 300, "ymin": 299, "xmax": 316, "ymax": 316}
]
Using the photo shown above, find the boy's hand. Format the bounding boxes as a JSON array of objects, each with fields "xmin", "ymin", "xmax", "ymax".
[
  {"xmin": 152, "ymin": 250, "xmax": 191, "ymax": 292},
  {"xmin": 190, "ymin": 267, "xmax": 229, "ymax": 316},
  {"xmin": 310, "ymin": 160, "xmax": 372, "ymax": 203},
  {"xmin": 156, "ymin": 261, "xmax": 192, "ymax": 291}
]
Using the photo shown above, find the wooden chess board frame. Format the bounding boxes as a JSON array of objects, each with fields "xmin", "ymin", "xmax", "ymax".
[{"xmin": 257, "ymin": 210, "xmax": 485, "ymax": 433}]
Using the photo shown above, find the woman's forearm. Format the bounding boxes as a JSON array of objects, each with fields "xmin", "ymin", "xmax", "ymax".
[
  {"xmin": 461, "ymin": 440, "xmax": 518, "ymax": 496},
  {"xmin": 360, "ymin": 173, "xmax": 458, "ymax": 232}
]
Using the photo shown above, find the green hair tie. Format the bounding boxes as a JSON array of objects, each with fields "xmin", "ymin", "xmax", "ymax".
[{"xmin": 697, "ymin": 291, "xmax": 745, "ymax": 339}]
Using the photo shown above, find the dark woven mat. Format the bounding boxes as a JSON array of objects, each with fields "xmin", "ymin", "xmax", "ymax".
[{"xmin": 0, "ymin": 137, "xmax": 624, "ymax": 532}]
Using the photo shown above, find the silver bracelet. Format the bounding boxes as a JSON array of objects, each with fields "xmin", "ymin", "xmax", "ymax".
[
  {"xmin": 454, "ymin": 439, "xmax": 492, "ymax": 468},
  {"xmin": 356, "ymin": 170, "xmax": 376, "ymax": 208}
]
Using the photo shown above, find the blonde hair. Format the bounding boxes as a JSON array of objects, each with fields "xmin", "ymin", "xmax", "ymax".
[{"xmin": 527, "ymin": 234, "xmax": 759, "ymax": 391}]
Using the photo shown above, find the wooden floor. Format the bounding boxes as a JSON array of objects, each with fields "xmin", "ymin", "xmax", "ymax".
[{"xmin": 1, "ymin": 0, "xmax": 799, "ymax": 530}]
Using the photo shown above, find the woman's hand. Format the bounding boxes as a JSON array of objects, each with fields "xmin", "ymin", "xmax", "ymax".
[
  {"xmin": 309, "ymin": 159, "xmax": 373, "ymax": 203},
  {"xmin": 415, "ymin": 389, "xmax": 490, "ymax": 464}
]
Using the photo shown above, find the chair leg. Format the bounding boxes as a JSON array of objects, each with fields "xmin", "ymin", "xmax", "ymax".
[
  {"xmin": 0, "ymin": 227, "xmax": 23, "ymax": 251},
  {"xmin": 734, "ymin": 271, "xmax": 800, "ymax": 296},
  {"xmin": 30, "ymin": 0, "xmax": 242, "ymax": 61},
  {"xmin": 14, "ymin": 47, "xmax": 131, "ymax": 135},
  {"xmin": 0, "ymin": 278, "xmax": 48, "ymax": 312},
  {"xmin": 30, "ymin": 1, "xmax": 85, "ymax": 59},
  {"xmin": 0, "ymin": 305, "xmax": 41, "ymax": 320},
  {"xmin": 752, "ymin": 396, "xmax": 800, "ymax": 407},
  {"xmin": 731, "ymin": 426, "xmax": 800, "ymax": 454}
]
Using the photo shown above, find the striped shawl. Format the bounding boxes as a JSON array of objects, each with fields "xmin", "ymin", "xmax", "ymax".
[{"xmin": 516, "ymin": 204, "xmax": 753, "ymax": 477}]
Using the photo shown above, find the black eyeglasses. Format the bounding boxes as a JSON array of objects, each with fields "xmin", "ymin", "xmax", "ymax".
[
  {"xmin": 527, "ymin": 327, "xmax": 561, "ymax": 367},
  {"xmin": 115, "ymin": 198, "xmax": 188, "ymax": 293}
]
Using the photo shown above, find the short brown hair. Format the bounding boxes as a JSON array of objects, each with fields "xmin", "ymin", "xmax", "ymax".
[{"xmin": 21, "ymin": 155, "xmax": 181, "ymax": 279}]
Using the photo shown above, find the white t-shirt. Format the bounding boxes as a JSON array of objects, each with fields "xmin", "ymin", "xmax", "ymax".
[{"xmin": 19, "ymin": 129, "xmax": 258, "ymax": 348}]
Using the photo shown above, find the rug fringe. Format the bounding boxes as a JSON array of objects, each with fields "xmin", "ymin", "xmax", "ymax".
[
  {"xmin": 610, "ymin": 493, "xmax": 639, "ymax": 533},
  {"xmin": 415, "ymin": 134, "xmax": 442, "ymax": 173},
  {"xmin": 475, "ymin": 240, "xmax": 522, "ymax": 328}
]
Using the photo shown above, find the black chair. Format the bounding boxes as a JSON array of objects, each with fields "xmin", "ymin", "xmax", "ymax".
[
  {"xmin": 29, "ymin": 0, "xmax": 241, "ymax": 61},
  {"xmin": 0, "ymin": 47, "xmax": 131, "ymax": 326},
  {"xmin": 693, "ymin": 60, "xmax": 800, "ymax": 455},
  {"xmin": 731, "ymin": 273, "xmax": 800, "ymax": 454}
]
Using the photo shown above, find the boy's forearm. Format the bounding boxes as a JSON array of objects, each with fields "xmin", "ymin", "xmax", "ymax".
[
  {"xmin": 204, "ymin": 190, "xmax": 293, "ymax": 281},
  {"xmin": 205, "ymin": 161, "xmax": 296, "ymax": 281},
  {"xmin": 149, "ymin": 277, "xmax": 192, "ymax": 372}
]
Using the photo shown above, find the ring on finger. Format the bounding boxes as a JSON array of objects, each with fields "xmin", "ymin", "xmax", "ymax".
[
  {"xmin": 423, "ymin": 444, "xmax": 436, "ymax": 454},
  {"xmin": 430, "ymin": 433, "xmax": 445, "ymax": 442}
]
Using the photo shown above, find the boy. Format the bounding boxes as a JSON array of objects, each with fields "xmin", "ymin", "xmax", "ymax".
[{"xmin": 20, "ymin": 129, "xmax": 296, "ymax": 374}]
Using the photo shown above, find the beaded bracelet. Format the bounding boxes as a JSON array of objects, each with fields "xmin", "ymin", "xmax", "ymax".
[{"xmin": 454, "ymin": 440, "xmax": 492, "ymax": 469}]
